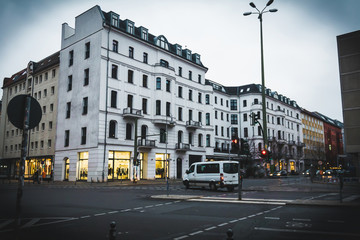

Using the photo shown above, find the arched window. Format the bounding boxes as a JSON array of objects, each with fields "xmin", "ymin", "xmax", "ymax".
[
  {"xmin": 141, "ymin": 125, "xmax": 147, "ymax": 139},
  {"xmin": 155, "ymin": 35, "xmax": 169, "ymax": 50},
  {"xmin": 126, "ymin": 123, "xmax": 132, "ymax": 140},
  {"xmin": 109, "ymin": 120, "xmax": 117, "ymax": 138},
  {"xmin": 160, "ymin": 128, "xmax": 166, "ymax": 143}
]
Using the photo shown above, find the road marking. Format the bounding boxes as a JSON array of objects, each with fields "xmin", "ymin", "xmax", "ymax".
[
  {"xmin": 343, "ymin": 194, "xmax": 360, "ymax": 202},
  {"xmin": 80, "ymin": 215, "xmax": 90, "ymax": 219},
  {"xmin": 254, "ymin": 227, "xmax": 360, "ymax": 237},
  {"xmin": 293, "ymin": 218, "xmax": 311, "ymax": 222},
  {"xmin": 94, "ymin": 213, "xmax": 106, "ymax": 216},
  {"xmin": 22, "ymin": 218, "xmax": 40, "ymax": 228},
  {"xmin": 229, "ymin": 219, "xmax": 239, "ymax": 223},
  {"xmin": 218, "ymin": 223, "xmax": 228, "ymax": 227},
  {"xmin": 133, "ymin": 207, "xmax": 143, "ymax": 210},
  {"xmin": 265, "ymin": 217, "xmax": 280, "ymax": 220},
  {"xmin": 174, "ymin": 200, "xmax": 181, "ymax": 203},
  {"xmin": 108, "ymin": 211, "xmax": 118, "ymax": 214},
  {"xmin": 188, "ymin": 198, "xmax": 285, "ymax": 205},
  {"xmin": 145, "ymin": 205, "xmax": 154, "ymax": 208},
  {"xmin": 205, "ymin": 226, "xmax": 217, "ymax": 231},
  {"xmin": 189, "ymin": 230, "xmax": 203, "ymax": 236},
  {"xmin": 248, "ymin": 214, "xmax": 256, "ymax": 218},
  {"xmin": 165, "ymin": 202, "xmax": 172, "ymax": 205},
  {"xmin": 121, "ymin": 209, "xmax": 131, "ymax": 212},
  {"xmin": 238, "ymin": 217, "xmax": 247, "ymax": 220},
  {"xmin": 328, "ymin": 220, "xmax": 345, "ymax": 223},
  {"xmin": 174, "ymin": 235, "xmax": 188, "ymax": 240},
  {"xmin": 155, "ymin": 204, "xmax": 163, "ymax": 207}
]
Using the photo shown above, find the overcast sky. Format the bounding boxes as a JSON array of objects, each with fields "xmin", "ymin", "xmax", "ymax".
[{"xmin": 1, "ymin": 0, "xmax": 359, "ymax": 121}]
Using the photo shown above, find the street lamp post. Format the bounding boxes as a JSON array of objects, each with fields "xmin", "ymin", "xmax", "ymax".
[{"xmin": 244, "ymin": 0, "xmax": 277, "ymax": 152}]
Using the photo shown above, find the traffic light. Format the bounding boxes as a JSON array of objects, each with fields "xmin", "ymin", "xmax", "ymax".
[
  {"xmin": 231, "ymin": 137, "xmax": 239, "ymax": 153},
  {"xmin": 240, "ymin": 138, "xmax": 250, "ymax": 155},
  {"xmin": 260, "ymin": 149, "xmax": 268, "ymax": 158}
]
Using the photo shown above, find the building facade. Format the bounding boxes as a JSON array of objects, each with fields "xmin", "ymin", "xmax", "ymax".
[
  {"xmin": 54, "ymin": 6, "xmax": 214, "ymax": 182},
  {"xmin": 0, "ymin": 52, "xmax": 60, "ymax": 179},
  {"xmin": 337, "ymin": 30, "xmax": 360, "ymax": 176}
]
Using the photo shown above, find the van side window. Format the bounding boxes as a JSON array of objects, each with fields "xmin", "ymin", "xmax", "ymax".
[
  {"xmin": 223, "ymin": 163, "xmax": 238, "ymax": 173},
  {"xmin": 197, "ymin": 163, "xmax": 219, "ymax": 174},
  {"xmin": 188, "ymin": 165, "xmax": 195, "ymax": 173}
]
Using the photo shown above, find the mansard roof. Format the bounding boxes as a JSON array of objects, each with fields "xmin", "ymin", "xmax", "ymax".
[
  {"xmin": 101, "ymin": 8, "xmax": 207, "ymax": 70},
  {"xmin": 313, "ymin": 111, "xmax": 343, "ymax": 129}
]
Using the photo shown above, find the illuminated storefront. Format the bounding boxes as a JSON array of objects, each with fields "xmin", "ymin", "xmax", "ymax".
[
  {"xmin": 155, "ymin": 153, "xmax": 170, "ymax": 179},
  {"xmin": 24, "ymin": 157, "xmax": 53, "ymax": 179},
  {"xmin": 64, "ymin": 158, "xmax": 69, "ymax": 180},
  {"xmin": 108, "ymin": 151, "xmax": 144, "ymax": 180},
  {"xmin": 77, "ymin": 152, "xmax": 88, "ymax": 181}
]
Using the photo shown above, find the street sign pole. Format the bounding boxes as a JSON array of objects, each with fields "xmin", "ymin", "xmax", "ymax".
[{"xmin": 15, "ymin": 96, "xmax": 31, "ymax": 237}]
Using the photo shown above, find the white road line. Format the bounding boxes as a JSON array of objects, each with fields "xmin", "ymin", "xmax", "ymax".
[
  {"xmin": 155, "ymin": 204, "xmax": 163, "ymax": 207},
  {"xmin": 189, "ymin": 230, "xmax": 203, "ymax": 236},
  {"xmin": 108, "ymin": 211, "xmax": 118, "ymax": 214},
  {"xmin": 254, "ymin": 226, "xmax": 360, "ymax": 237},
  {"xmin": 218, "ymin": 222, "xmax": 228, "ymax": 227},
  {"xmin": 133, "ymin": 207, "xmax": 143, "ymax": 210},
  {"xmin": 80, "ymin": 215, "xmax": 90, "ymax": 219},
  {"xmin": 205, "ymin": 226, "xmax": 217, "ymax": 231},
  {"xmin": 328, "ymin": 220, "xmax": 345, "ymax": 223},
  {"xmin": 121, "ymin": 209, "xmax": 131, "ymax": 212},
  {"xmin": 94, "ymin": 213, "xmax": 106, "ymax": 216},
  {"xmin": 0, "ymin": 220, "xmax": 13, "ymax": 229},
  {"xmin": 238, "ymin": 217, "xmax": 247, "ymax": 220},
  {"xmin": 145, "ymin": 205, "xmax": 154, "ymax": 208},
  {"xmin": 174, "ymin": 235, "xmax": 188, "ymax": 240},
  {"xmin": 164, "ymin": 202, "xmax": 172, "ymax": 205},
  {"xmin": 248, "ymin": 214, "xmax": 256, "ymax": 218},
  {"xmin": 229, "ymin": 219, "xmax": 239, "ymax": 223},
  {"xmin": 174, "ymin": 200, "xmax": 181, "ymax": 203},
  {"xmin": 22, "ymin": 218, "xmax": 40, "ymax": 228},
  {"xmin": 293, "ymin": 218, "xmax": 311, "ymax": 222},
  {"xmin": 256, "ymin": 212, "xmax": 263, "ymax": 216},
  {"xmin": 265, "ymin": 217, "xmax": 280, "ymax": 220}
]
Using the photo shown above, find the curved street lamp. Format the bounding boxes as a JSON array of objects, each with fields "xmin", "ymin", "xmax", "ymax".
[{"xmin": 243, "ymin": 0, "xmax": 278, "ymax": 152}]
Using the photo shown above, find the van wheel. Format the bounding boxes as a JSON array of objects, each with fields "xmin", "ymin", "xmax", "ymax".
[
  {"xmin": 227, "ymin": 186, "xmax": 234, "ymax": 192},
  {"xmin": 184, "ymin": 180, "xmax": 189, "ymax": 189},
  {"xmin": 209, "ymin": 182, "xmax": 217, "ymax": 191}
]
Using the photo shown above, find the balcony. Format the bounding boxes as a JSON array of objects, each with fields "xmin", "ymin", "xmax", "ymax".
[
  {"xmin": 137, "ymin": 139, "xmax": 156, "ymax": 149},
  {"xmin": 288, "ymin": 140, "xmax": 296, "ymax": 145},
  {"xmin": 153, "ymin": 115, "xmax": 176, "ymax": 127},
  {"xmin": 296, "ymin": 142, "xmax": 305, "ymax": 147},
  {"xmin": 123, "ymin": 107, "xmax": 143, "ymax": 119},
  {"xmin": 214, "ymin": 147, "xmax": 230, "ymax": 153},
  {"xmin": 186, "ymin": 120, "xmax": 202, "ymax": 129},
  {"xmin": 175, "ymin": 143, "xmax": 190, "ymax": 151}
]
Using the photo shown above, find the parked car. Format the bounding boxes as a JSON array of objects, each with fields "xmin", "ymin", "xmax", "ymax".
[
  {"xmin": 183, "ymin": 161, "xmax": 239, "ymax": 192},
  {"xmin": 278, "ymin": 170, "xmax": 288, "ymax": 177},
  {"xmin": 302, "ymin": 169, "xmax": 310, "ymax": 177},
  {"xmin": 324, "ymin": 170, "xmax": 334, "ymax": 176}
]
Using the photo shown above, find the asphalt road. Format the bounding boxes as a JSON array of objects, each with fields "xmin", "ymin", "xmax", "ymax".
[{"xmin": 0, "ymin": 177, "xmax": 359, "ymax": 240}]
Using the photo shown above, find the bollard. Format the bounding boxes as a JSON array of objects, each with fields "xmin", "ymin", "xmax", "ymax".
[
  {"xmin": 226, "ymin": 229, "xmax": 234, "ymax": 240},
  {"xmin": 109, "ymin": 221, "xmax": 116, "ymax": 240}
]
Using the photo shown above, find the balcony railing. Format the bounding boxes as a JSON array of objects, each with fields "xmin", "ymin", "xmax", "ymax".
[
  {"xmin": 186, "ymin": 120, "xmax": 202, "ymax": 129},
  {"xmin": 175, "ymin": 143, "xmax": 190, "ymax": 151},
  {"xmin": 123, "ymin": 107, "xmax": 143, "ymax": 118},
  {"xmin": 153, "ymin": 115, "xmax": 176, "ymax": 126},
  {"xmin": 137, "ymin": 139, "xmax": 156, "ymax": 149}
]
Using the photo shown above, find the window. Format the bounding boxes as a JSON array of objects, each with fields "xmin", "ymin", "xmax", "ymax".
[
  {"xmin": 48, "ymin": 140, "xmax": 51, "ymax": 148},
  {"xmin": 66, "ymin": 102, "xmax": 71, "ymax": 118},
  {"xmin": 126, "ymin": 123, "xmax": 132, "ymax": 140},
  {"xmin": 198, "ymin": 112, "xmax": 202, "ymax": 123},
  {"xmin": 143, "ymin": 52, "xmax": 148, "ymax": 63},
  {"xmin": 188, "ymin": 109, "xmax": 193, "ymax": 121},
  {"xmin": 178, "ymin": 67, "xmax": 182, "ymax": 76},
  {"xmin": 205, "ymin": 94, "xmax": 210, "ymax": 104},
  {"xmin": 69, "ymin": 50, "xmax": 73, "ymax": 66},
  {"xmin": 85, "ymin": 42, "xmax": 90, "ymax": 59},
  {"xmin": 166, "ymin": 102, "xmax": 171, "ymax": 116},
  {"xmin": 111, "ymin": 65, "xmax": 118, "ymax": 79},
  {"xmin": 178, "ymin": 107, "xmax": 183, "ymax": 121},
  {"xmin": 206, "ymin": 134, "xmax": 211, "ymax": 147},
  {"xmin": 231, "ymin": 114, "xmax": 238, "ymax": 124},
  {"xmin": 198, "ymin": 134, "xmax": 203, "ymax": 147},
  {"xmin": 215, "ymin": 96, "xmax": 217, "ymax": 104},
  {"xmin": 258, "ymin": 126, "xmax": 262, "ymax": 136},
  {"xmin": 243, "ymin": 113, "xmax": 247, "ymax": 122},
  {"xmin": 67, "ymin": 75, "xmax": 72, "ymax": 91},
  {"xmin": 109, "ymin": 120, "xmax": 117, "ymax": 138},
  {"xmin": 215, "ymin": 111, "xmax": 218, "ymax": 119},
  {"xmin": 111, "ymin": 14, "xmax": 119, "ymax": 27},
  {"xmin": 82, "ymin": 97, "xmax": 88, "ymax": 115},
  {"xmin": 49, "ymin": 121, "xmax": 53, "ymax": 130},
  {"xmin": 111, "ymin": 91, "xmax": 117, "ymax": 108},
  {"xmin": 112, "ymin": 40, "xmax": 118, "ymax": 52},
  {"xmin": 129, "ymin": 46, "xmax": 134, "ymax": 58},
  {"xmin": 128, "ymin": 70, "xmax": 133, "ymax": 83},
  {"xmin": 198, "ymin": 74, "xmax": 201, "ymax": 84},
  {"xmin": 166, "ymin": 80, "xmax": 171, "ymax": 92},
  {"xmin": 141, "ymin": 28, "xmax": 148, "ymax": 40},
  {"xmin": 160, "ymin": 129, "xmax": 166, "ymax": 143},
  {"xmin": 188, "ymin": 89, "xmax": 193, "ymax": 101},
  {"xmin": 215, "ymin": 125, "xmax": 218, "ymax": 135},
  {"xmin": 221, "ymin": 112, "xmax": 224, "ymax": 120},
  {"xmin": 41, "ymin": 123, "xmax": 45, "ymax": 131},
  {"xmin": 221, "ymin": 98, "xmax": 223, "ymax": 106},
  {"xmin": 189, "ymin": 132, "xmax": 193, "ymax": 145},
  {"xmin": 43, "ymin": 106, "xmax": 46, "ymax": 114},
  {"xmin": 221, "ymin": 126, "xmax": 224, "ymax": 136},
  {"xmin": 254, "ymin": 98, "xmax": 259, "ymax": 104},
  {"xmin": 206, "ymin": 113, "xmax": 210, "ymax": 125},
  {"xmin": 45, "ymin": 72, "xmax": 48, "ymax": 80},
  {"xmin": 156, "ymin": 77, "xmax": 161, "ymax": 90},
  {"xmin": 244, "ymin": 127, "xmax": 248, "ymax": 138},
  {"xmin": 230, "ymin": 99, "xmax": 237, "ymax": 110},
  {"xmin": 198, "ymin": 92, "xmax": 202, "ymax": 103},
  {"xmin": 52, "ymin": 69, "xmax": 56, "ymax": 78},
  {"xmin": 156, "ymin": 100, "xmax": 161, "ymax": 115},
  {"xmin": 142, "ymin": 75, "xmax": 148, "ymax": 87},
  {"xmin": 127, "ymin": 21, "xmax": 134, "ymax": 34},
  {"xmin": 127, "ymin": 95, "xmax": 133, "ymax": 108},
  {"xmin": 178, "ymin": 86, "xmax": 183, "ymax": 98},
  {"xmin": 64, "ymin": 130, "xmax": 70, "ymax": 147},
  {"xmin": 50, "ymin": 104, "xmax": 54, "ymax": 112},
  {"xmin": 81, "ymin": 127, "xmax": 87, "ymax": 144},
  {"xmin": 189, "ymin": 71, "xmax": 192, "ymax": 80},
  {"xmin": 51, "ymin": 86, "xmax": 55, "ymax": 95},
  {"xmin": 142, "ymin": 98, "xmax": 148, "ymax": 114},
  {"xmin": 160, "ymin": 59, "xmax": 169, "ymax": 68},
  {"xmin": 84, "ymin": 68, "xmax": 89, "ymax": 86}
]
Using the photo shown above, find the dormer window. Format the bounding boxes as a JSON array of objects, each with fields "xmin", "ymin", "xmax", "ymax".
[
  {"xmin": 175, "ymin": 44, "xmax": 182, "ymax": 55},
  {"xmin": 155, "ymin": 35, "xmax": 169, "ymax": 50},
  {"xmin": 185, "ymin": 50, "xmax": 191, "ymax": 60},
  {"xmin": 126, "ymin": 20, "xmax": 134, "ymax": 34},
  {"xmin": 140, "ymin": 27, "xmax": 148, "ymax": 40},
  {"xmin": 195, "ymin": 54, "xmax": 201, "ymax": 64},
  {"xmin": 111, "ymin": 13, "xmax": 119, "ymax": 27}
]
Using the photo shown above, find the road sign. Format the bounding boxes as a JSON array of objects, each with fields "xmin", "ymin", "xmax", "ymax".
[{"xmin": 7, "ymin": 94, "xmax": 42, "ymax": 130}]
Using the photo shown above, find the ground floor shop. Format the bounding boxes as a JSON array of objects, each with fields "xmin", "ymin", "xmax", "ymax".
[{"xmin": 54, "ymin": 147, "xmax": 205, "ymax": 182}]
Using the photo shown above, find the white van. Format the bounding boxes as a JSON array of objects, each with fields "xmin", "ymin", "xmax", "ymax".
[{"xmin": 183, "ymin": 161, "xmax": 239, "ymax": 191}]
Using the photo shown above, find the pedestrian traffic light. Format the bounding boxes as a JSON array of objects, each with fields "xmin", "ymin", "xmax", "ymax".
[{"xmin": 260, "ymin": 149, "xmax": 267, "ymax": 158}]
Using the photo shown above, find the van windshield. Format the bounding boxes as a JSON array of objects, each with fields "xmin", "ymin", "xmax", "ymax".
[{"xmin": 223, "ymin": 163, "xmax": 238, "ymax": 174}]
